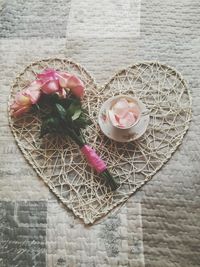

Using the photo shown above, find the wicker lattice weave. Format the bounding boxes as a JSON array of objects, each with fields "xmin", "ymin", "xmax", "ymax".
[{"xmin": 8, "ymin": 59, "xmax": 192, "ymax": 224}]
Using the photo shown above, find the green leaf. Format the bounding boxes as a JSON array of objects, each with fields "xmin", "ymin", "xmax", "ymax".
[
  {"xmin": 74, "ymin": 113, "xmax": 92, "ymax": 128},
  {"xmin": 65, "ymin": 98, "xmax": 81, "ymax": 117},
  {"xmin": 40, "ymin": 116, "xmax": 62, "ymax": 137},
  {"xmin": 67, "ymin": 104, "xmax": 79, "ymax": 116},
  {"xmin": 71, "ymin": 109, "xmax": 82, "ymax": 121},
  {"xmin": 38, "ymin": 94, "xmax": 91, "ymax": 145},
  {"xmin": 55, "ymin": 103, "xmax": 67, "ymax": 120}
]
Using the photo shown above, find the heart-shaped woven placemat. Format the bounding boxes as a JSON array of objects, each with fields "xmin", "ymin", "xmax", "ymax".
[{"xmin": 9, "ymin": 58, "xmax": 192, "ymax": 224}]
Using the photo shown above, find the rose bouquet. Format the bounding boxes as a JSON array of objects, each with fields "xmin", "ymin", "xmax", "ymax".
[{"xmin": 11, "ymin": 69, "xmax": 119, "ymax": 190}]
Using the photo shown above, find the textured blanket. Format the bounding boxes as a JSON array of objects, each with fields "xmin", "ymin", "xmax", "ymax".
[{"xmin": 0, "ymin": 0, "xmax": 199, "ymax": 266}]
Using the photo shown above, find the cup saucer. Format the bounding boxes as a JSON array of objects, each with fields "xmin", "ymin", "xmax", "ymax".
[{"xmin": 98, "ymin": 96, "xmax": 150, "ymax": 142}]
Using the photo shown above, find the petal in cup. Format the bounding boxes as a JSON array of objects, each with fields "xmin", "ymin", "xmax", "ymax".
[
  {"xmin": 112, "ymin": 98, "xmax": 129, "ymax": 118},
  {"xmin": 108, "ymin": 110, "xmax": 119, "ymax": 127},
  {"xmin": 108, "ymin": 97, "xmax": 141, "ymax": 128},
  {"xmin": 119, "ymin": 111, "xmax": 137, "ymax": 128}
]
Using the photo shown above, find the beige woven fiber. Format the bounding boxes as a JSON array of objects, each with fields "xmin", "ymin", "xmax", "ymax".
[{"xmin": 9, "ymin": 58, "xmax": 192, "ymax": 224}]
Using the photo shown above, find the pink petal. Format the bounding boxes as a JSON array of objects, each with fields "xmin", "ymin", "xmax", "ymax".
[
  {"xmin": 112, "ymin": 98, "xmax": 129, "ymax": 118},
  {"xmin": 24, "ymin": 80, "xmax": 42, "ymax": 104},
  {"xmin": 64, "ymin": 74, "xmax": 85, "ymax": 98},
  {"xmin": 115, "ymin": 114, "xmax": 120, "ymax": 123},
  {"xmin": 129, "ymin": 102, "xmax": 140, "ymax": 117},
  {"xmin": 15, "ymin": 92, "xmax": 32, "ymax": 107},
  {"xmin": 37, "ymin": 69, "xmax": 58, "ymax": 82},
  {"xmin": 108, "ymin": 110, "xmax": 118, "ymax": 126},
  {"xmin": 15, "ymin": 92, "xmax": 28, "ymax": 104},
  {"xmin": 131, "ymin": 109, "xmax": 140, "ymax": 118},
  {"xmin": 57, "ymin": 71, "xmax": 71, "ymax": 88},
  {"xmin": 67, "ymin": 74, "xmax": 84, "ymax": 88},
  {"xmin": 12, "ymin": 105, "xmax": 31, "ymax": 117},
  {"xmin": 70, "ymin": 85, "xmax": 84, "ymax": 98},
  {"xmin": 41, "ymin": 80, "xmax": 60, "ymax": 94},
  {"xmin": 37, "ymin": 69, "xmax": 85, "ymax": 98},
  {"xmin": 119, "ymin": 112, "xmax": 137, "ymax": 127},
  {"xmin": 53, "ymin": 71, "xmax": 85, "ymax": 98}
]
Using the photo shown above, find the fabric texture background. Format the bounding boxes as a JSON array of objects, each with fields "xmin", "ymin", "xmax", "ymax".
[{"xmin": 0, "ymin": 0, "xmax": 199, "ymax": 266}]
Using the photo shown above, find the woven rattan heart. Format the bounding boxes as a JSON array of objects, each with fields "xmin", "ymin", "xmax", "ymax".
[{"xmin": 9, "ymin": 58, "xmax": 192, "ymax": 224}]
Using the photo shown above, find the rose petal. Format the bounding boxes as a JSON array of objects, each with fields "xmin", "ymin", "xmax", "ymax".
[
  {"xmin": 41, "ymin": 80, "xmax": 60, "ymax": 94},
  {"xmin": 108, "ymin": 110, "xmax": 118, "ymax": 126},
  {"xmin": 128, "ymin": 102, "xmax": 140, "ymax": 117},
  {"xmin": 11, "ymin": 104, "xmax": 31, "ymax": 117},
  {"xmin": 119, "ymin": 112, "xmax": 137, "ymax": 127},
  {"xmin": 57, "ymin": 71, "xmax": 85, "ymax": 98},
  {"xmin": 37, "ymin": 69, "xmax": 58, "ymax": 82},
  {"xmin": 70, "ymin": 85, "xmax": 84, "ymax": 98},
  {"xmin": 15, "ymin": 92, "xmax": 31, "ymax": 106},
  {"xmin": 66, "ymin": 74, "xmax": 84, "ymax": 98},
  {"xmin": 115, "ymin": 114, "xmax": 120, "ymax": 123},
  {"xmin": 57, "ymin": 71, "xmax": 71, "ymax": 88},
  {"xmin": 10, "ymin": 90, "xmax": 32, "ymax": 117},
  {"xmin": 36, "ymin": 69, "xmax": 62, "ymax": 95},
  {"xmin": 24, "ymin": 80, "xmax": 42, "ymax": 104},
  {"xmin": 130, "ymin": 108, "xmax": 140, "ymax": 118},
  {"xmin": 112, "ymin": 98, "xmax": 129, "ymax": 118}
]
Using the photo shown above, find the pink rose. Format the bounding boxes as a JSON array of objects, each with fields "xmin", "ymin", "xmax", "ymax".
[
  {"xmin": 11, "ymin": 92, "xmax": 31, "ymax": 117},
  {"xmin": 24, "ymin": 80, "xmax": 42, "ymax": 104},
  {"xmin": 11, "ymin": 80, "xmax": 42, "ymax": 117},
  {"xmin": 37, "ymin": 69, "xmax": 84, "ymax": 98},
  {"xmin": 57, "ymin": 71, "xmax": 84, "ymax": 98},
  {"xmin": 37, "ymin": 69, "xmax": 61, "ymax": 95}
]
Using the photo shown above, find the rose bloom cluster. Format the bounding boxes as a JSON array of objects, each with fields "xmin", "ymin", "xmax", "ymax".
[{"xmin": 11, "ymin": 69, "xmax": 84, "ymax": 117}]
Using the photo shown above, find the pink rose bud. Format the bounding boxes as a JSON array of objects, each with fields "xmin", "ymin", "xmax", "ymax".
[
  {"xmin": 11, "ymin": 80, "xmax": 42, "ymax": 117},
  {"xmin": 11, "ymin": 91, "xmax": 32, "ymax": 117},
  {"xmin": 81, "ymin": 145, "xmax": 107, "ymax": 173}
]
